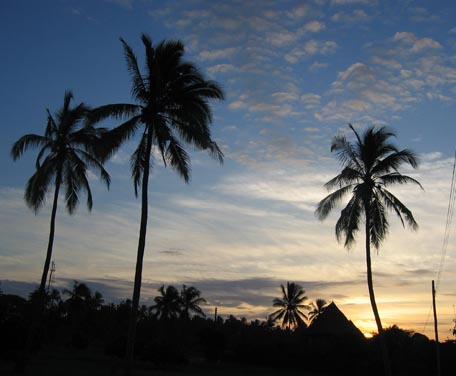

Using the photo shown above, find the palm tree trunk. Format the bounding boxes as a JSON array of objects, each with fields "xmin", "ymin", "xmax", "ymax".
[
  {"xmin": 365, "ymin": 211, "xmax": 391, "ymax": 376},
  {"xmin": 125, "ymin": 130, "xmax": 153, "ymax": 375},
  {"xmin": 39, "ymin": 175, "xmax": 61, "ymax": 295},
  {"xmin": 18, "ymin": 175, "xmax": 61, "ymax": 372}
]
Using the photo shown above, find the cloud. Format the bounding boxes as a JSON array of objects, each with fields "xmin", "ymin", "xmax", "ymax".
[
  {"xmin": 304, "ymin": 21, "xmax": 326, "ymax": 33},
  {"xmin": 199, "ymin": 47, "xmax": 238, "ymax": 61},
  {"xmin": 331, "ymin": 0, "xmax": 374, "ymax": 4},
  {"xmin": 287, "ymin": 4, "xmax": 310, "ymax": 19},
  {"xmin": 331, "ymin": 9, "xmax": 369, "ymax": 23},
  {"xmin": 372, "ymin": 56, "xmax": 402, "ymax": 70},
  {"xmin": 272, "ymin": 92, "xmax": 298, "ymax": 102},
  {"xmin": 309, "ymin": 61, "xmax": 329, "ymax": 72},
  {"xmin": 266, "ymin": 29, "xmax": 303, "ymax": 47},
  {"xmin": 285, "ymin": 40, "xmax": 338, "ymax": 63},
  {"xmin": 207, "ymin": 64, "xmax": 236, "ymax": 75},
  {"xmin": 408, "ymin": 6, "xmax": 439, "ymax": 23},
  {"xmin": 410, "ymin": 38, "xmax": 442, "ymax": 53},
  {"xmin": 392, "ymin": 32, "xmax": 442, "ymax": 53},
  {"xmin": 334, "ymin": 62, "xmax": 374, "ymax": 84},
  {"xmin": 301, "ymin": 93, "xmax": 321, "ymax": 108}
]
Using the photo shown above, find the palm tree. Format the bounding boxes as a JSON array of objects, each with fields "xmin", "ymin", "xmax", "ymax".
[
  {"xmin": 151, "ymin": 285, "xmax": 181, "ymax": 321},
  {"xmin": 308, "ymin": 298, "xmax": 328, "ymax": 323},
  {"xmin": 63, "ymin": 281, "xmax": 93, "ymax": 316},
  {"xmin": 315, "ymin": 124, "xmax": 422, "ymax": 376},
  {"xmin": 180, "ymin": 285, "xmax": 206, "ymax": 320},
  {"xmin": 88, "ymin": 34, "xmax": 224, "ymax": 369},
  {"xmin": 269, "ymin": 282, "xmax": 310, "ymax": 329},
  {"xmin": 11, "ymin": 91, "xmax": 110, "ymax": 298}
]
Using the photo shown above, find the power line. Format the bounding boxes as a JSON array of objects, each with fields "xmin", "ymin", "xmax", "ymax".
[{"xmin": 423, "ymin": 150, "xmax": 456, "ymax": 334}]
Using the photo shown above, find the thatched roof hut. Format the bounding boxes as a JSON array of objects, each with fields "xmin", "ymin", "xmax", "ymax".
[{"xmin": 307, "ymin": 302, "xmax": 365, "ymax": 341}]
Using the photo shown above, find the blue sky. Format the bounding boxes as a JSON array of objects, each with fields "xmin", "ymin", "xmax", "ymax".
[{"xmin": 1, "ymin": 0, "xmax": 456, "ymax": 338}]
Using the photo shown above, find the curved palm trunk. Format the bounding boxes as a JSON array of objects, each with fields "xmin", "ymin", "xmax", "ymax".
[
  {"xmin": 19, "ymin": 175, "xmax": 62, "ymax": 371},
  {"xmin": 39, "ymin": 175, "xmax": 61, "ymax": 295},
  {"xmin": 365, "ymin": 210, "xmax": 391, "ymax": 376},
  {"xmin": 125, "ymin": 130, "xmax": 153, "ymax": 375}
]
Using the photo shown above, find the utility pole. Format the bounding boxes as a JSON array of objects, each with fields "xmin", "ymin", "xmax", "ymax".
[
  {"xmin": 432, "ymin": 280, "xmax": 441, "ymax": 376},
  {"xmin": 214, "ymin": 307, "xmax": 218, "ymax": 322},
  {"xmin": 47, "ymin": 261, "xmax": 55, "ymax": 291}
]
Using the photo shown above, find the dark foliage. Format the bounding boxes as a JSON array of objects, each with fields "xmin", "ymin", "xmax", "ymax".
[{"xmin": 1, "ymin": 284, "xmax": 454, "ymax": 375}]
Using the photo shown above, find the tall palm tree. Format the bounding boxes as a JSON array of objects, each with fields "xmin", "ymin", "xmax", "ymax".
[
  {"xmin": 88, "ymin": 34, "xmax": 224, "ymax": 369},
  {"xmin": 180, "ymin": 285, "xmax": 206, "ymax": 320},
  {"xmin": 151, "ymin": 285, "xmax": 181, "ymax": 321},
  {"xmin": 11, "ymin": 91, "xmax": 110, "ymax": 297},
  {"xmin": 308, "ymin": 298, "xmax": 328, "ymax": 323},
  {"xmin": 269, "ymin": 282, "xmax": 310, "ymax": 329},
  {"xmin": 315, "ymin": 124, "xmax": 422, "ymax": 376}
]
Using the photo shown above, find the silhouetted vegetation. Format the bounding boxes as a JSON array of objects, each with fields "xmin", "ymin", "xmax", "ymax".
[{"xmin": 1, "ymin": 282, "xmax": 455, "ymax": 375}]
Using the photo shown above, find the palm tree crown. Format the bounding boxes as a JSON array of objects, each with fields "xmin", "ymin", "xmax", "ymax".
[
  {"xmin": 308, "ymin": 298, "xmax": 328, "ymax": 323},
  {"xmin": 316, "ymin": 124, "xmax": 422, "ymax": 248},
  {"xmin": 180, "ymin": 285, "xmax": 206, "ymax": 320},
  {"xmin": 269, "ymin": 282, "xmax": 310, "ymax": 329},
  {"xmin": 152, "ymin": 285, "xmax": 181, "ymax": 321},
  {"xmin": 12, "ymin": 91, "xmax": 110, "ymax": 214},
  {"xmin": 90, "ymin": 34, "xmax": 224, "ymax": 186}
]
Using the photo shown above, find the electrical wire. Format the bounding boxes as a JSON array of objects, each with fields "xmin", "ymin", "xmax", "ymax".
[{"xmin": 423, "ymin": 150, "xmax": 456, "ymax": 334}]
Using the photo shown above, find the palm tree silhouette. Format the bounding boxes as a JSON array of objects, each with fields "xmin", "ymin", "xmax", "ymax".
[
  {"xmin": 63, "ymin": 281, "xmax": 93, "ymax": 317},
  {"xmin": 315, "ymin": 124, "xmax": 422, "ymax": 376},
  {"xmin": 180, "ymin": 285, "xmax": 206, "ymax": 320},
  {"xmin": 88, "ymin": 34, "xmax": 224, "ymax": 369},
  {"xmin": 11, "ymin": 91, "xmax": 110, "ymax": 298},
  {"xmin": 308, "ymin": 298, "xmax": 328, "ymax": 323},
  {"xmin": 269, "ymin": 282, "xmax": 310, "ymax": 329},
  {"xmin": 151, "ymin": 285, "xmax": 181, "ymax": 321}
]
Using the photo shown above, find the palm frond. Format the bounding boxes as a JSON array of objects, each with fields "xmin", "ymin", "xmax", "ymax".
[
  {"xmin": 45, "ymin": 110, "xmax": 58, "ymax": 137},
  {"xmin": 378, "ymin": 187, "xmax": 419, "ymax": 230},
  {"xmin": 316, "ymin": 185, "xmax": 354, "ymax": 220},
  {"xmin": 120, "ymin": 37, "xmax": 148, "ymax": 101},
  {"xmin": 165, "ymin": 136, "xmax": 191, "ymax": 183},
  {"xmin": 76, "ymin": 148, "xmax": 111, "ymax": 189},
  {"xmin": 63, "ymin": 159, "xmax": 80, "ymax": 214},
  {"xmin": 324, "ymin": 167, "xmax": 361, "ymax": 189},
  {"xmin": 60, "ymin": 102, "xmax": 91, "ymax": 134},
  {"xmin": 96, "ymin": 115, "xmax": 142, "ymax": 161},
  {"xmin": 131, "ymin": 130, "xmax": 150, "ymax": 197},
  {"xmin": 11, "ymin": 134, "xmax": 49, "ymax": 160},
  {"xmin": 369, "ymin": 193, "xmax": 388, "ymax": 249},
  {"xmin": 335, "ymin": 195, "xmax": 363, "ymax": 248},
  {"xmin": 372, "ymin": 149, "xmax": 420, "ymax": 176},
  {"xmin": 24, "ymin": 158, "xmax": 56, "ymax": 212},
  {"xmin": 379, "ymin": 173, "xmax": 423, "ymax": 190},
  {"xmin": 35, "ymin": 142, "xmax": 54, "ymax": 169},
  {"xmin": 88, "ymin": 103, "xmax": 140, "ymax": 125},
  {"xmin": 331, "ymin": 134, "xmax": 363, "ymax": 171}
]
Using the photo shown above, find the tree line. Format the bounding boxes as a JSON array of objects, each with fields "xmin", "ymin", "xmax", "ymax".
[
  {"xmin": 11, "ymin": 33, "xmax": 427, "ymax": 376},
  {"xmin": 1, "ymin": 281, "xmax": 455, "ymax": 375}
]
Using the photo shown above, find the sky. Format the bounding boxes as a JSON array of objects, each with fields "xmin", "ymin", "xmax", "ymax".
[{"xmin": 1, "ymin": 0, "xmax": 456, "ymax": 339}]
